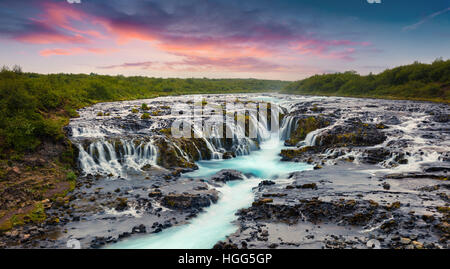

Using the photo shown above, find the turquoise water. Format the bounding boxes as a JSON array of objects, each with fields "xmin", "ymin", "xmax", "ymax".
[{"xmin": 109, "ymin": 136, "xmax": 311, "ymax": 249}]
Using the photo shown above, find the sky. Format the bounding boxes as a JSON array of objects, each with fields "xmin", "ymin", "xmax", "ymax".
[{"xmin": 0, "ymin": 0, "xmax": 449, "ymax": 81}]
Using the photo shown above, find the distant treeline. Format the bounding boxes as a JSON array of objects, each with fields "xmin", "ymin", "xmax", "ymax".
[
  {"xmin": 282, "ymin": 59, "xmax": 450, "ymax": 103},
  {"xmin": 0, "ymin": 68, "xmax": 288, "ymax": 154}
]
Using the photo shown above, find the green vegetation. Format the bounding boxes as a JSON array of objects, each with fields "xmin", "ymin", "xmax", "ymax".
[
  {"xmin": 285, "ymin": 116, "xmax": 330, "ymax": 146},
  {"xmin": 0, "ymin": 67, "xmax": 288, "ymax": 155},
  {"xmin": 141, "ymin": 113, "xmax": 151, "ymax": 120},
  {"xmin": 283, "ymin": 59, "xmax": 450, "ymax": 103}
]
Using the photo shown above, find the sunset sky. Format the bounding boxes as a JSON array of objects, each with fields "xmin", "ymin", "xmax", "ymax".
[{"xmin": 1, "ymin": 0, "xmax": 449, "ymax": 80}]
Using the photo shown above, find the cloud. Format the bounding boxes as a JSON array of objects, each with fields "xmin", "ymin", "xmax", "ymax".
[
  {"xmin": 403, "ymin": 7, "xmax": 450, "ymax": 31},
  {"xmin": 98, "ymin": 61, "xmax": 155, "ymax": 70},
  {"xmin": 40, "ymin": 47, "xmax": 116, "ymax": 56},
  {"xmin": 98, "ymin": 55, "xmax": 285, "ymax": 73},
  {"xmin": 67, "ymin": 0, "xmax": 81, "ymax": 4},
  {"xmin": 0, "ymin": 0, "xmax": 374, "ymax": 73}
]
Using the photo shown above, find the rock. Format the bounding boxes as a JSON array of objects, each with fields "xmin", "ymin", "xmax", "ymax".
[
  {"xmin": 362, "ymin": 148, "xmax": 391, "ymax": 164},
  {"xmin": 115, "ymin": 198, "xmax": 128, "ymax": 211},
  {"xmin": 297, "ymin": 183, "xmax": 317, "ymax": 190},
  {"xmin": 268, "ymin": 243, "xmax": 278, "ymax": 249},
  {"xmin": 148, "ymin": 190, "xmax": 162, "ymax": 197},
  {"xmin": 210, "ymin": 169, "xmax": 244, "ymax": 182},
  {"xmin": 223, "ymin": 152, "xmax": 236, "ymax": 159},
  {"xmin": 132, "ymin": 224, "xmax": 146, "ymax": 234},
  {"xmin": 252, "ymin": 198, "xmax": 273, "ymax": 206},
  {"xmin": 382, "ymin": 183, "xmax": 391, "ymax": 190},
  {"xmin": 400, "ymin": 238, "xmax": 411, "ymax": 245},
  {"xmin": 366, "ymin": 239, "xmax": 381, "ymax": 249},
  {"xmin": 162, "ymin": 193, "xmax": 216, "ymax": 210},
  {"xmin": 432, "ymin": 114, "xmax": 449, "ymax": 123},
  {"xmin": 260, "ymin": 180, "xmax": 276, "ymax": 186},
  {"xmin": 412, "ymin": 241, "xmax": 423, "ymax": 249},
  {"xmin": 313, "ymin": 164, "xmax": 322, "ymax": 170},
  {"xmin": 316, "ymin": 118, "xmax": 387, "ymax": 147},
  {"xmin": 141, "ymin": 164, "xmax": 153, "ymax": 171},
  {"xmin": 213, "ymin": 241, "xmax": 238, "ymax": 249}
]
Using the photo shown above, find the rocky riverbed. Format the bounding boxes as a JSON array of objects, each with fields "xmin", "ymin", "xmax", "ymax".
[{"xmin": 0, "ymin": 94, "xmax": 448, "ymax": 249}]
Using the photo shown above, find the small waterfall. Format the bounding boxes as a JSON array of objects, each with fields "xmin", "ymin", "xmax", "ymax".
[
  {"xmin": 280, "ymin": 116, "xmax": 298, "ymax": 140},
  {"xmin": 72, "ymin": 127, "xmax": 106, "ymax": 138},
  {"xmin": 298, "ymin": 128, "xmax": 321, "ymax": 147},
  {"xmin": 77, "ymin": 139, "xmax": 158, "ymax": 177}
]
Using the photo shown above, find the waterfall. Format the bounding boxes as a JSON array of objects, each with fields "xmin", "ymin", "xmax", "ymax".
[
  {"xmin": 280, "ymin": 116, "xmax": 298, "ymax": 140},
  {"xmin": 77, "ymin": 139, "xmax": 158, "ymax": 177},
  {"xmin": 299, "ymin": 128, "xmax": 321, "ymax": 147},
  {"xmin": 72, "ymin": 98, "xmax": 282, "ymax": 176}
]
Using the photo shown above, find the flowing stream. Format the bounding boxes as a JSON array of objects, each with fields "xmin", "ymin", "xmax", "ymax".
[{"xmin": 108, "ymin": 136, "xmax": 311, "ymax": 249}]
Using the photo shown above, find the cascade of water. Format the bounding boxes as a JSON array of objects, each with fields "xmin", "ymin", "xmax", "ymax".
[
  {"xmin": 280, "ymin": 116, "xmax": 298, "ymax": 140},
  {"xmin": 74, "ymin": 98, "xmax": 280, "ymax": 176},
  {"xmin": 77, "ymin": 139, "xmax": 158, "ymax": 177}
]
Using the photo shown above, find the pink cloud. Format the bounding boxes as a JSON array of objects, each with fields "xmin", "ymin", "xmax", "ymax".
[{"xmin": 40, "ymin": 47, "xmax": 116, "ymax": 56}]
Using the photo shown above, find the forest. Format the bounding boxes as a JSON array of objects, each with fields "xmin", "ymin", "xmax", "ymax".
[{"xmin": 282, "ymin": 58, "xmax": 450, "ymax": 103}]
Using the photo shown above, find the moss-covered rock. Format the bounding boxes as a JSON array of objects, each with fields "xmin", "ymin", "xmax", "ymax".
[
  {"xmin": 316, "ymin": 118, "xmax": 386, "ymax": 147},
  {"xmin": 280, "ymin": 146, "xmax": 318, "ymax": 161},
  {"xmin": 285, "ymin": 116, "xmax": 331, "ymax": 146},
  {"xmin": 141, "ymin": 113, "xmax": 151, "ymax": 120},
  {"xmin": 153, "ymin": 138, "xmax": 197, "ymax": 169}
]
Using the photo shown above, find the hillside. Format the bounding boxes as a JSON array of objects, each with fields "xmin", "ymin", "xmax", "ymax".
[{"xmin": 282, "ymin": 59, "xmax": 450, "ymax": 103}]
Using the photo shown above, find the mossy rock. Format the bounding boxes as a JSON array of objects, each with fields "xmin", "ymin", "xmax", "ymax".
[
  {"xmin": 280, "ymin": 146, "xmax": 317, "ymax": 161},
  {"xmin": 141, "ymin": 113, "xmax": 151, "ymax": 120},
  {"xmin": 285, "ymin": 116, "xmax": 330, "ymax": 146},
  {"xmin": 153, "ymin": 138, "xmax": 197, "ymax": 169}
]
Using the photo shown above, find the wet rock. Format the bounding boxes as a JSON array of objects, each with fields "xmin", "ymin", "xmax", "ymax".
[
  {"xmin": 148, "ymin": 190, "xmax": 162, "ymax": 197},
  {"xmin": 400, "ymin": 238, "xmax": 411, "ymax": 245},
  {"xmin": 284, "ymin": 116, "xmax": 332, "ymax": 146},
  {"xmin": 210, "ymin": 169, "xmax": 244, "ymax": 182},
  {"xmin": 131, "ymin": 224, "xmax": 146, "ymax": 234},
  {"xmin": 252, "ymin": 198, "xmax": 273, "ymax": 206},
  {"xmin": 361, "ymin": 148, "xmax": 391, "ymax": 164},
  {"xmin": 316, "ymin": 118, "xmax": 387, "ymax": 147},
  {"xmin": 115, "ymin": 198, "xmax": 128, "ymax": 211},
  {"xmin": 432, "ymin": 114, "xmax": 449, "ymax": 123},
  {"xmin": 162, "ymin": 193, "xmax": 217, "ymax": 210},
  {"xmin": 260, "ymin": 180, "xmax": 276, "ymax": 186},
  {"xmin": 296, "ymin": 183, "xmax": 317, "ymax": 190},
  {"xmin": 213, "ymin": 241, "xmax": 238, "ymax": 249}
]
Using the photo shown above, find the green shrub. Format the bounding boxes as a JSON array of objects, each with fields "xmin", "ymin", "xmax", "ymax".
[
  {"xmin": 66, "ymin": 171, "xmax": 77, "ymax": 181},
  {"xmin": 141, "ymin": 113, "xmax": 151, "ymax": 120}
]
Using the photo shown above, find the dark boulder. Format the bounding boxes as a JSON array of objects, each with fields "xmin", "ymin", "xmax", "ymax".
[
  {"xmin": 316, "ymin": 118, "xmax": 387, "ymax": 147},
  {"xmin": 131, "ymin": 224, "xmax": 146, "ymax": 234},
  {"xmin": 162, "ymin": 193, "xmax": 218, "ymax": 210},
  {"xmin": 210, "ymin": 169, "xmax": 244, "ymax": 182},
  {"xmin": 432, "ymin": 114, "xmax": 449, "ymax": 123}
]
